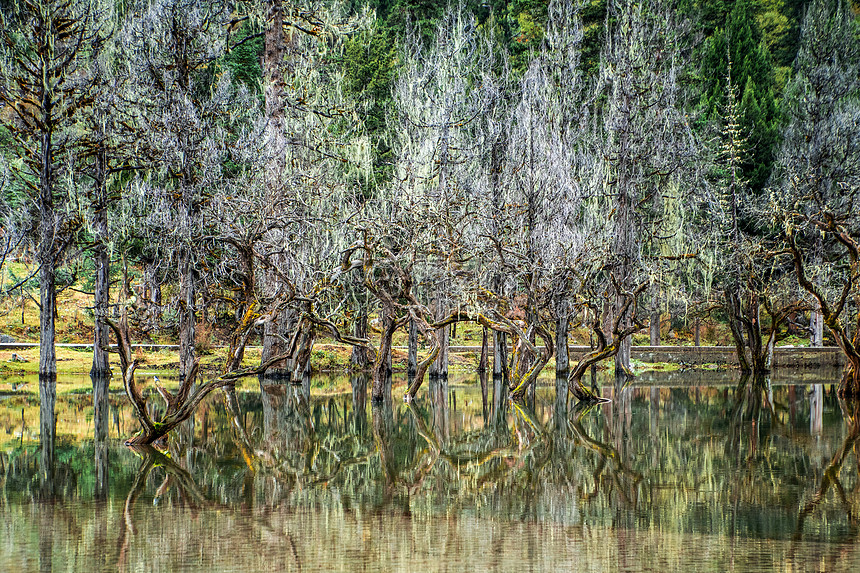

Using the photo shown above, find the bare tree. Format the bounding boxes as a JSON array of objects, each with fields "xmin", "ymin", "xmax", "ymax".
[
  {"xmin": 774, "ymin": 0, "xmax": 860, "ymax": 397},
  {"xmin": 256, "ymin": 1, "xmax": 368, "ymax": 378},
  {"xmin": 595, "ymin": 0, "xmax": 699, "ymax": 379},
  {"xmin": 122, "ymin": 0, "xmax": 236, "ymax": 381},
  {"xmin": 390, "ymin": 7, "xmax": 494, "ymax": 381}
]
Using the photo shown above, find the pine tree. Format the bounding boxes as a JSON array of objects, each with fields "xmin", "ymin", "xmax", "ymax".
[{"xmin": 700, "ymin": 0, "xmax": 781, "ymax": 193}]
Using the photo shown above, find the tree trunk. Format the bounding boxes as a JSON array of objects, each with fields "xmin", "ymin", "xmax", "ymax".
[
  {"xmin": 694, "ymin": 317, "xmax": 701, "ymax": 346},
  {"xmin": 262, "ymin": 310, "xmax": 292, "ymax": 378},
  {"xmin": 407, "ymin": 318, "xmax": 418, "ymax": 377},
  {"xmin": 260, "ymin": 0, "xmax": 293, "ymax": 379},
  {"xmin": 810, "ymin": 305, "xmax": 824, "ymax": 347},
  {"xmin": 725, "ymin": 287, "xmax": 751, "ymax": 372},
  {"xmin": 371, "ymin": 304, "xmax": 395, "ymax": 401},
  {"xmin": 614, "ymin": 333, "xmax": 632, "ymax": 379},
  {"xmin": 555, "ymin": 303, "xmax": 569, "ymax": 376},
  {"xmin": 39, "ymin": 147, "xmax": 56, "ymax": 378},
  {"xmin": 178, "ymin": 247, "xmax": 196, "ymax": 382},
  {"xmin": 91, "ymin": 238, "xmax": 111, "ymax": 376},
  {"xmin": 91, "ymin": 149, "xmax": 111, "ymax": 378},
  {"xmin": 290, "ymin": 320, "xmax": 315, "ymax": 381},
  {"xmin": 493, "ymin": 330, "xmax": 507, "ymax": 379},
  {"xmin": 478, "ymin": 325, "xmax": 488, "ymax": 373},
  {"xmin": 649, "ymin": 310, "xmax": 660, "ymax": 346},
  {"xmin": 39, "ymin": 255, "xmax": 56, "ymax": 377},
  {"xmin": 745, "ymin": 292, "xmax": 767, "ymax": 373},
  {"xmin": 350, "ymin": 311, "xmax": 369, "ymax": 368},
  {"xmin": 430, "ymin": 297, "xmax": 449, "ymax": 378}
]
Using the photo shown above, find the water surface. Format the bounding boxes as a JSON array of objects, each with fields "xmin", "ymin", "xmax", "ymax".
[{"xmin": 1, "ymin": 370, "xmax": 858, "ymax": 572}]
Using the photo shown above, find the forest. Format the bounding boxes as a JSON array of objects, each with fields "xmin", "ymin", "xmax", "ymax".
[{"xmin": 0, "ymin": 0, "xmax": 859, "ymax": 445}]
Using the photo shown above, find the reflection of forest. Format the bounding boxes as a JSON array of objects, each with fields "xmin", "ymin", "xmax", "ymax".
[{"xmin": 2, "ymin": 373, "xmax": 860, "ymax": 570}]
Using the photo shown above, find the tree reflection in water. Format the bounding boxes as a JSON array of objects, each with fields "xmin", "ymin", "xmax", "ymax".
[
  {"xmin": 794, "ymin": 398, "xmax": 860, "ymax": 545},
  {"xmin": 5, "ymin": 372, "xmax": 860, "ymax": 571}
]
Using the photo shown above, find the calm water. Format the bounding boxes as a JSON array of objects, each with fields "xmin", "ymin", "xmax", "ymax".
[{"xmin": 1, "ymin": 370, "xmax": 859, "ymax": 572}]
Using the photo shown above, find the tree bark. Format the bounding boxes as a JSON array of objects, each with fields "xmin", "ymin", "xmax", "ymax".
[
  {"xmin": 478, "ymin": 325, "xmax": 488, "ymax": 373},
  {"xmin": 810, "ymin": 305, "xmax": 824, "ymax": 347},
  {"xmin": 371, "ymin": 304, "xmax": 395, "ymax": 401},
  {"xmin": 350, "ymin": 310, "xmax": 369, "ymax": 369},
  {"xmin": 555, "ymin": 302, "xmax": 569, "ymax": 376},
  {"xmin": 39, "ymin": 123, "xmax": 57, "ymax": 377},
  {"xmin": 262, "ymin": 311, "xmax": 292, "ymax": 378},
  {"xmin": 493, "ymin": 330, "xmax": 507, "ymax": 379},
  {"xmin": 430, "ymin": 297, "xmax": 449, "ymax": 378},
  {"xmin": 88, "ymin": 136, "xmax": 111, "ymax": 377},
  {"xmin": 407, "ymin": 318, "xmax": 418, "ymax": 377},
  {"xmin": 649, "ymin": 311, "xmax": 660, "ymax": 346}
]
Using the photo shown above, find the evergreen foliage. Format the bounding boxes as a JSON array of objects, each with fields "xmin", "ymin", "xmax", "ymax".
[{"xmin": 699, "ymin": 0, "xmax": 781, "ymax": 193}]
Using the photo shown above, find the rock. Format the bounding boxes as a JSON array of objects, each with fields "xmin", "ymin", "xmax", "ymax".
[
  {"xmin": 9, "ymin": 353, "xmax": 27, "ymax": 362},
  {"xmin": 0, "ymin": 334, "xmax": 16, "ymax": 343}
]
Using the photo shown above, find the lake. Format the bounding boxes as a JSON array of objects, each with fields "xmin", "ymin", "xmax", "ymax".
[{"xmin": 1, "ymin": 369, "xmax": 858, "ymax": 572}]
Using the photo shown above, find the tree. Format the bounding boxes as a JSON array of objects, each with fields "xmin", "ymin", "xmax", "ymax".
[
  {"xmin": 388, "ymin": 7, "xmax": 494, "ymax": 382},
  {"xmin": 710, "ymin": 59, "xmax": 806, "ymax": 376},
  {"xmin": 699, "ymin": 0, "xmax": 781, "ymax": 193},
  {"xmin": 123, "ymin": 0, "xmax": 235, "ymax": 382},
  {"xmin": 595, "ymin": 0, "xmax": 699, "ymax": 380},
  {"xmin": 493, "ymin": 0, "xmax": 588, "ymax": 389},
  {"xmin": 774, "ymin": 0, "xmax": 860, "ymax": 397},
  {"xmin": 0, "ymin": 0, "xmax": 103, "ymax": 383},
  {"xmin": 257, "ymin": 1, "xmax": 369, "ymax": 378}
]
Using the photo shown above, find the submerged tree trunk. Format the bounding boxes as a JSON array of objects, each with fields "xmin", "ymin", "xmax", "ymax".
[
  {"xmin": 262, "ymin": 311, "xmax": 292, "ymax": 378},
  {"xmin": 290, "ymin": 319, "xmax": 316, "ymax": 381},
  {"xmin": 371, "ymin": 304, "xmax": 396, "ymax": 401},
  {"xmin": 745, "ymin": 292, "xmax": 767, "ymax": 374},
  {"xmin": 614, "ymin": 327, "xmax": 632, "ymax": 379},
  {"xmin": 350, "ymin": 311, "xmax": 369, "ymax": 369},
  {"xmin": 570, "ymin": 285, "xmax": 646, "ymax": 402},
  {"xmin": 725, "ymin": 287, "xmax": 751, "ymax": 372}
]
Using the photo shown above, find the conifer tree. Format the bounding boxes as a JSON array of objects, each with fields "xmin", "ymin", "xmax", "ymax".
[{"xmin": 700, "ymin": 0, "xmax": 780, "ymax": 193}]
